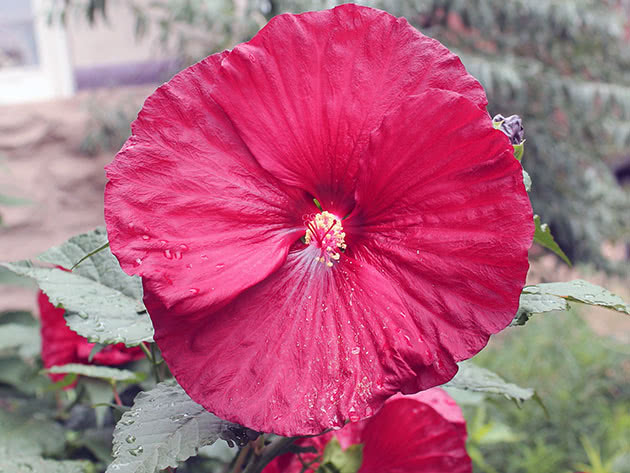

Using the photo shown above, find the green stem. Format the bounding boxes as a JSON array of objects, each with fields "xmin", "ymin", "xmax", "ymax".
[
  {"xmin": 242, "ymin": 437, "xmax": 296, "ymax": 473},
  {"xmin": 141, "ymin": 342, "xmax": 162, "ymax": 383},
  {"xmin": 231, "ymin": 443, "xmax": 252, "ymax": 473}
]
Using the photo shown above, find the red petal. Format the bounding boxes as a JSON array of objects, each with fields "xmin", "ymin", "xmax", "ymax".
[
  {"xmin": 38, "ymin": 292, "xmax": 143, "ymax": 384},
  {"xmin": 263, "ymin": 388, "xmax": 471, "ymax": 473},
  {"xmin": 39, "ymin": 291, "xmax": 83, "ymax": 383},
  {"xmin": 359, "ymin": 388, "xmax": 471, "ymax": 473},
  {"xmin": 147, "ymin": 247, "xmax": 451, "ymax": 436},
  {"xmin": 210, "ymin": 4, "xmax": 486, "ymax": 216},
  {"xmin": 349, "ymin": 90, "xmax": 533, "ymax": 367},
  {"xmin": 105, "ymin": 52, "xmax": 312, "ymax": 316}
]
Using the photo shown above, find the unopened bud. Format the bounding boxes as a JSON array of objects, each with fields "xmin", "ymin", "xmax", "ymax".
[
  {"xmin": 493, "ymin": 114, "xmax": 525, "ymax": 161},
  {"xmin": 493, "ymin": 114, "xmax": 524, "ymax": 145}
]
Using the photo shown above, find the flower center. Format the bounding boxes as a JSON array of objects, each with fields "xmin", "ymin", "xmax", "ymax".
[{"xmin": 304, "ymin": 211, "xmax": 346, "ymax": 267}]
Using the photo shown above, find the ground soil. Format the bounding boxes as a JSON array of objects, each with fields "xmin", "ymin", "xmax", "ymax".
[{"xmin": 1, "ymin": 87, "xmax": 628, "ymax": 340}]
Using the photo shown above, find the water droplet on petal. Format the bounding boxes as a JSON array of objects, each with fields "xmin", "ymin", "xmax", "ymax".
[
  {"xmin": 351, "ymin": 347, "xmax": 360, "ymax": 355},
  {"xmin": 142, "ymin": 235, "xmax": 150, "ymax": 240},
  {"xmin": 134, "ymin": 258, "xmax": 143, "ymax": 266},
  {"xmin": 125, "ymin": 435, "xmax": 136, "ymax": 444},
  {"xmin": 189, "ymin": 288, "xmax": 199, "ymax": 295},
  {"xmin": 201, "ymin": 254, "xmax": 208, "ymax": 260},
  {"xmin": 216, "ymin": 263, "xmax": 225, "ymax": 270},
  {"xmin": 163, "ymin": 249, "xmax": 173, "ymax": 260},
  {"xmin": 180, "ymin": 244, "xmax": 189, "ymax": 251}
]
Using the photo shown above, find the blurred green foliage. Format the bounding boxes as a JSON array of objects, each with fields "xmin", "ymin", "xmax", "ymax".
[
  {"xmin": 56, "ymin": 0, "xmax": 630, "ymax": 270},
  {"xmin": 471, "ymin": 311, "xmax": 630, "ymax": 473}
]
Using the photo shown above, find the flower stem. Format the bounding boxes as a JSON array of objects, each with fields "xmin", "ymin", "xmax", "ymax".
[
  {"xmin": 111, "ymin": 382, "xmax": 122, "ymax": 406},
  {"xmin": 141, "ymin": 342, "xmax": 162, "ymax": 383},
  {"xmin": 241, "ymin": 436, "xmax": 296, "ymax": 473},
  {"xmin": 231, "ymin": 443, "xmax": 252, "ymax": 473}
]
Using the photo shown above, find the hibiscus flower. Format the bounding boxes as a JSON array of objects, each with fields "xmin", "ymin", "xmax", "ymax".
[
  {"xmin": 39, "ymin": 291, "xmax": 144, "ymax": 383},
  {"xmin": 105, "ymin": 4, "xmax": 533, "ymax": 435},
  {"xmin": 264, "ymin": 388, "xmax": 471, "ymax": 473}
]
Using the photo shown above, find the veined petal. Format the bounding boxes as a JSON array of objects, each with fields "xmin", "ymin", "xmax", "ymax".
[
  {"xmin": 105, "ymin": 52, "xmax": 313, "ymax": 316},
  {"xmin": 349, "ymin": 90, "xmax": 533, "ymax": 363},
  {"xmin": 146, "ymin": 248, "xmax": 452, "ymax": 436},
  {"xmin": 210, "ymin": 4, "xmax": 487, "ymax": 216}
]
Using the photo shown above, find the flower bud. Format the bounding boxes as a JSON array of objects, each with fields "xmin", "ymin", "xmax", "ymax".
[{"xmin": 493, "ymin": 114, "xmax": 525, "ymax": 161}]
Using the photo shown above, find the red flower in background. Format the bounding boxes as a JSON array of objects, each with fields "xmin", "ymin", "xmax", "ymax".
[
  {"xmin": 39, "ymin": 292, "xmax": 143, "ymax": 382},
  {"xmin": 105, "ymin": 4, "xmax": 533, "ymax": 435},
  {"xmin": 265, "ymin": 388, "xmax": 471, "ymax": 473}
]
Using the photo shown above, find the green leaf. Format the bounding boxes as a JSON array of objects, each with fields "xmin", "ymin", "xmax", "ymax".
[
  {"xmin": 0, "ymin": 403, "xmax": 66, "ymax": 457},
  {"xmin": 533, "ymin": 215, "xmax": 572, "ymax": 266},
  {"xmin": 318, "ymin": 438, "xmax": 363, "ymax": 473},
  {"xmin": 1, "ymin": 228, "xmax": 154, "ymax": 346},
  {"xmin": 46, "ymin": 364, "xmax": 146, "ymax": 383},
  {"xmin": 444, "ymin": 361, "xmax": 534, "ymax": 404},
  {"xmin": 512, "ymin": 291, "xmax": 568, "ymax": 326},
  {"xmin": 106, "ymin": 381, "xmax": 257, "ymax": 473},
  {"xmin": 0, "ymin": 192, "xmax": 31, "ymax": 206},
  {"xmin": 514, "ymin": 280, "xmax": 630, "ymax": 325},
  {"xmin": 0, "ymin": 457, "xmax": 92, "ymax": 473},
  {"xmin": 0, "ymin": 323, "xmax": 40, "ymax": 358},
  {"xmin": 526, "ymin": 280, "xmax": 630, "ymax": 314},
  {"xmin": 0, "ymin": 357, "xmax": 49, "ymax": 395}
]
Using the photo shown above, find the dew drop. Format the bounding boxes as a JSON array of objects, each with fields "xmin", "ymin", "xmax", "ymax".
[
  {"xmin": 216, "ymin": 263, "xmax": 225, "ymax": 270},
  {"xmin": 128, "ymin": 446, "xmax": 144, "ymax": 456},
  {"xmin": 134, "ymin": 258, "xmax": 143, "ymax": 266},
  {"xmin": 189, "ymin": 288, "xmax": 199, "ymax": 295},
  {"xmin": 180, "ymin": 244, "xmax": 189, "ymax": 251},
  {"xmin": 159, "ymin": 239, "xmax": 168, "ymax": 245},
  {"xmin": 351, "ymin": 347, "xmax": 360, "ymax": 355},
  {"xmin": 125, "ymin": 435, "xmax": 136, "ymax": 444},
  {"xmin": 348, "ymin": 407, "xmax": 359, "ymax": 422},
  {"xmin": 163, "ymin": 249, "xmax": 173, "ymax": 260},
  {"xmin": 142, "ymin": 235, "xmax": 150, "ymax": 240},
  {"xmin": 173, "ymin": 251, "xmax": 182, "ymax": 260},
  {"xmin": 201, "ymin": 254, "xmax": 208, "ymax": 260},
  {"xmin": 186, "ymin": 263, "xmax": 192, "ymax": 269},
  {"xmin": 77, "ymin": 311, "xmax": 89, "ymax": 320}
]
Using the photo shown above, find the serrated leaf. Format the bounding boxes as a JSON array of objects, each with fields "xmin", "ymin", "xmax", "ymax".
[
  {"xmin": 0, "ymin": 323, "xmax": 40, "ymax": 358},
  {"xmin": 0, "ymin": 457, "xmax": 92, "ymax": 473},
  {"xmin": 511, "ymin": 291, "xmax": 568, "ymax": 326},
  {"xmin": 106, "ymin": 381, "xmax": 257, "ymax": 473},
  {"xmin": 526, "ymin": 280, "xmax": 630, "ymax": 314},
  {"xmin": 533, "ymin": 215, "xmax": 572, "ymax": 266},
  {"xmin": 47, "ymin": 364, "xmax": 146, "ymax": 383},
  {"xmin": 444, "ymin": 361, "xmax": 534, "ymax": 403},
  {"xmin": 1, "ymin": 229, "xmax": 153, "ymax": 346}
]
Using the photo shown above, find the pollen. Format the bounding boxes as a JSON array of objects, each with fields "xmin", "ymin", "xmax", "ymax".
[{"xmin": 304, "ymin": 211, "xmax": 346, "ymax": 267}]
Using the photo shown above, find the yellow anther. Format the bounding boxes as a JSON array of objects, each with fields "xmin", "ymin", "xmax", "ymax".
[{"xmin": 304, "ymin": 210, "xmax": 346, "ymax": 268}]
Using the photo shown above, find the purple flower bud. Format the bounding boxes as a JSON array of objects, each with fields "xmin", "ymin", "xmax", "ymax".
[{"xmin": 493, "ymin": 114, "xmax": 524, "ymax": 145}]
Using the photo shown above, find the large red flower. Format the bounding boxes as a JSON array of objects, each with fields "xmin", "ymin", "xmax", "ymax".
[
  {"xmin": 39, "ymin": 292, "xmax": 144, "ymax": 382},
  {"xmin": 265, "ymin": 388, "xmax": 471, "ymax": 473},
  {"xmin": 105, "ymin": 4, "xmax": 533, "ymax": 435}
]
